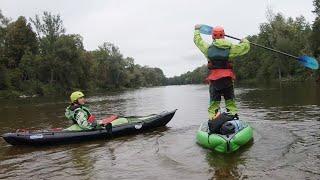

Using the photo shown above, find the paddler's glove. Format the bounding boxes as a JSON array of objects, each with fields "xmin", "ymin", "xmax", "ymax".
[
  {"xmin": 195, "ymin": 24, "xmax": 202, "ymax": 30},
  {"xmin": 91, "ymin": 121, "xmax": 97, "ymax": 128}
]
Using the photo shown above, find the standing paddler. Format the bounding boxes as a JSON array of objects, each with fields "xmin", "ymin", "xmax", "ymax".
[{"xmin": 193, "ymin": 24, "xmax": 250, "ymax": 133}]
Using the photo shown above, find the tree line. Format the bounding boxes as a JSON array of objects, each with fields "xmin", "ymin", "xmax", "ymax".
[
  {"xmin": 167, "ymin": 0, "xmax": 320, "ymax": 85},
  {"xmin": 1, "ymin": 1, "xmax": 319, "ymax": 97},
  {"xmin": 0, "ymin": 11, "xmax": 166, "ymax": 97}
]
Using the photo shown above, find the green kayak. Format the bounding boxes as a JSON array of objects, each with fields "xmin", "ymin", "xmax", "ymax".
[{"xmin": 196, "ymin": 120, "xmax": 253, "ymax": 153}]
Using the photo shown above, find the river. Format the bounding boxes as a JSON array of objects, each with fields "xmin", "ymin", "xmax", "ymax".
[{"xmin": 0, "ymin": 83, "xmax": 319, "ymax": 179}]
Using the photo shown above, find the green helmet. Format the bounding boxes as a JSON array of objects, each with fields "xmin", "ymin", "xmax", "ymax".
[{"xmin": 70, "ymin": 91, "xmax": 84, "ymax": 102}]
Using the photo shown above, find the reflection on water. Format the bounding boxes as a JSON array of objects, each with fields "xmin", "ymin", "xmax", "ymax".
[
  {"xmin": 206, "ymin": 140, "xmax": 254, "ymax": 180},
  {"xmin": 0, "ymin": 83, "xmax": 320, "ymax": 179}
]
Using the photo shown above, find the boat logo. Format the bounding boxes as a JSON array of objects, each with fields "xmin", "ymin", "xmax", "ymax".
[
  {"xmin": 134, "ymin": 124, "xmax": 142, "ymax": 129},
  {"xmin": 30, "ymin": 134, "xmax": 44, "ymax": 139}
]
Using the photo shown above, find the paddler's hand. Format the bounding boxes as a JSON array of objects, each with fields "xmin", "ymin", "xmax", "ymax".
[
  {"xmin": 209, "ymin": 112, "xmax": 221, "ymax": 120},
  {"xmin": 97, "ymin": 120, "xmax": 108, "ymax": 127},
  {"xmin": 195, "ymin": 24, "xmax": 202, "ymax": 30}
]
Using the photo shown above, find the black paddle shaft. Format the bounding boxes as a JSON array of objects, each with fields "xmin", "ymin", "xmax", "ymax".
[{"xmin": 225, "ymin": 34, "xmax": 299, "ymax": 59}]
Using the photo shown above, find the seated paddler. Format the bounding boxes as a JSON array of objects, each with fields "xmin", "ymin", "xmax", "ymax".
[{"xmin": 65, "ymin": 91, "xmax": 117, "ymax": 131}]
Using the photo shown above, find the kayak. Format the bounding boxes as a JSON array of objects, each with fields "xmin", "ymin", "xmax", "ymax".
[
  {"xmin": 196, "ymin": 120, "xmax": 253, "ymax": 153},
  {"xmin": 2, "ymin": 109, "xmax": 177, "ymax": 146}
]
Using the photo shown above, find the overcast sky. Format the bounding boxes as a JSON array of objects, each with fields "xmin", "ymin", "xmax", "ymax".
[{"xmin": 0, "ymin": 0, "xmax": 316, "ymax": 77}]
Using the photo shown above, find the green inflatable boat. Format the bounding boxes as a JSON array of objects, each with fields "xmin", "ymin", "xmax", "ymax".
[{"xmin": 196, "ymin": 120, "xmax": 253, "ymax": 153}]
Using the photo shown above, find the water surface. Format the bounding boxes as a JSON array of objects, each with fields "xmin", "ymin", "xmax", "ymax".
[{"xmin": 0, "ymin": 83, "xmax": 319, "ymax": 179}]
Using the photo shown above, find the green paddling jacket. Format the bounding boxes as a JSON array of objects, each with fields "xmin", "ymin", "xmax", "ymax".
[
  {"xmin": 194, "ymin": 29, "xmax": 250, "ymax": 80},
  {"xmin": 194, "ymin": 29, "xmax": 250, "ymax": 60}
]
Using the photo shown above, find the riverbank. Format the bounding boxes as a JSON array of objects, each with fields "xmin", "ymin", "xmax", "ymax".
[{"xmin": 0, "ymin": 84, "xmax": 166, "ymax": 99}]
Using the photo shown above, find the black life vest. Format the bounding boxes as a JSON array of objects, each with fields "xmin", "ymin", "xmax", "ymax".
[
  {"xmin": 68, "ymin": 105, "xmax": 92, "ymax": 124},
  {"xmin": 207, "ymin": 44, "xmax": 232, "ymax": 69}
]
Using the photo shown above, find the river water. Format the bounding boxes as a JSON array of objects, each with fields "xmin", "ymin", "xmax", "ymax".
[{"xmin": 0, "ymin": 83, "xmax": 319, "ymax": 179}]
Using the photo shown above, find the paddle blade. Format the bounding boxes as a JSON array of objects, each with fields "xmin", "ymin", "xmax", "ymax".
[
  {"xmin": 101, "ymin": 115, "xmax": 118, "ymax": 125},
  {"xmin": 199, "ymin": 25, "xmax": 213, "ymax": 35},
  {"xmin": 298, "ymin": 56, "xmax": 319, "ymax": 70}
]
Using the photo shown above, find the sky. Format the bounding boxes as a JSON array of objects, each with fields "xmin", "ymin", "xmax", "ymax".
[{"xmin": 0, "ymin": 0, "xmax": 316, "ymax": 77}]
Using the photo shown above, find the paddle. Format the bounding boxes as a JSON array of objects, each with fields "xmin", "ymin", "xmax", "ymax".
[
  {"xmin": 199, "ymin": 25, "xmax": 319, "ymax": 70},
  {"xmin": 98, "ymin": 115, "xmax": 118, "ymax": 135},
  {"xmin": 100, "ymin": 115, "xmax": 118, "ymax": 126}
]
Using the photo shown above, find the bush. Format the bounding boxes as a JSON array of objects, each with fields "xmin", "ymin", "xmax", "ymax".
[
  {"xmin": 0, "ymin": 65, "xmax": 10, "ymax": 90},
  {"xmin": 20, "ymin": 80, "xmax": 43, "ymax": 95}
]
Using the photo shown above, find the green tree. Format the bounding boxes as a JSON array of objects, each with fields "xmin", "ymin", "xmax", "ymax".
[
  {"xmin": 313, "ymin": 0, "xmax": 320, "ymax": 16},
  {"xmin": 311, "ymin": 0, "xmax": 320, "ymax": 80},
  {"xmin": 166, "ymin": 65, "xmax": 207, "ymax": 85},
  {"xmin": 311, "ymin": 0, "xmax": 320, "ymax": 57},
  {"xmin": 0, "ymin": 10, "xmax": 10, "ymax": 26},
  {"xmin": 140, "ymin": 66, "xmax": 166, "ymax": 86},
  {"xmin": 91, "ymin": 42, "xmax": 131, "ymax": 89},
  {"xmin": 30, "ymin": 12, "xmax": 65, "ymax": 84},
  {"xmin": 0, "ymin": 10, "xmax": 170, "ymax": 97},
  {"xmin": 0, "ymin": 65, "xmax": 9, "ymax": 89},
  {"xmin": 0, "ymin": 10, "xmax": 10, "ymax": 64},
  {"xmin": 234, "ymin": 12, "xmax": 312, "ymax": 81},
  {"xmin": 3, "ymin": 16, "xmax": 37, "ymax": 69},
  {"xmin": 0, "ymin": 10, "xmax": 10, "ymax": 89}
]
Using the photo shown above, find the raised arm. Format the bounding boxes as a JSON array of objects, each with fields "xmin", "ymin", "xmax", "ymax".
[
  {"xmin": 229, "ymin": 39, "xmax": 250, "ymax": 59},
  {"xmin": 194, "ymin": 26, "xmax": 209, "ymax": 56}
]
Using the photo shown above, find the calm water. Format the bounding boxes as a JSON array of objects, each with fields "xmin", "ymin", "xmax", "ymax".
[{"xmin": 0, "ymin": 83, "xmax": 319, "ymax": 179}]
